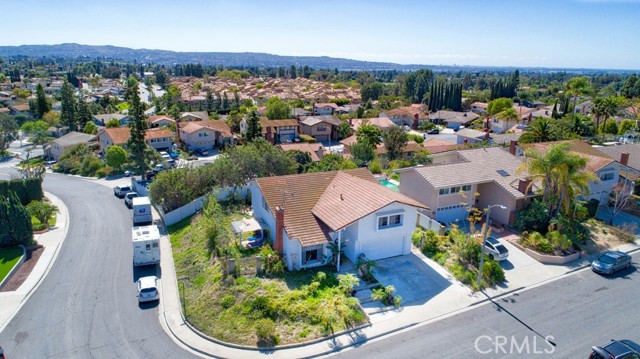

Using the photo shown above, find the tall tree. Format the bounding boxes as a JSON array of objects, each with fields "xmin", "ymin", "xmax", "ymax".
[
  {"xmin": 565, "ymin": 76, "xmax": 591, "ymax": 122},
  {"xmin": 356, "ymin": 123, "xmax": 382, "ymax": 147},
  {"xmin": 592, "ymin": 96, "xmax": 621, "ymax": 142},
  {"xmin": 245, "ymin": 110, "xmax": 262, "ymax": 141},
  {"xmin": 350, "ymin": 138, "xmax": 376, "ymax": 167},
  {"xmin": 519, "ymin": 118, "xmax": 555, "ymax": 144},
  {"xmin": 264, "ymin": 97, "xmax": 291, "ymax": 120},
  {"xmin": 0, "ymin": 114, "xmax": 18, "ymax": 153},
  {"xmin": 34, "ymin": 83, "xmax": 49, "ymax": 119},
  {"xmin": 382, "ymin": 126, "xmax": 408, "ymax": 161},
  {"xmin": 60, "ymin": 79, "xmax": 76, "ymax": 130},
  {"xmin": 126, "ymin": 77, "xmax": 148, "ymax": 175},
  {"xmin": 75, "ymin": 92, "xmax": 92, "ymax": 129}
]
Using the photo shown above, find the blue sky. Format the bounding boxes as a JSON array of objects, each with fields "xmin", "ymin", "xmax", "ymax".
[{"xmin": 5, "ymin": 0, "xmax": 640, "ymax": 69}]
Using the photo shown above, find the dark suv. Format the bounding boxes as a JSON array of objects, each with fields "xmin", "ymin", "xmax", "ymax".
[{"xmin": 590, "ymin": 339, "xmax": 640, "ymax": 359}]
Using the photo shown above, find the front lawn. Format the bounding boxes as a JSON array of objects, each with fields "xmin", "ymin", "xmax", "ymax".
[
  {"xmin": 413, "ymin": 227, "xmax": 505, "ymax": 291},
  {"xmin": 31, "ymin": 213, "xmax": 57, "ymax": 231},
  {"xmin": 168, "ymin": 199, "xmax": 366, "ymax": 346},
  {"xmin": 0, "ymin": 247, "xmax": 24, "ymax": 283}
]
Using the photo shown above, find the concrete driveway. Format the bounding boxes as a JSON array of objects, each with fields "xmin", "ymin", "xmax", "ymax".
[{"xmin": 372, "ymin": 252, "xmax": 452, "ymax": 306}]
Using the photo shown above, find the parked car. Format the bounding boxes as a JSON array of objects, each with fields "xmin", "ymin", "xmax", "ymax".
[
  {"xmin": 153, "ymin": 164, "xmax": 167, "ymax": 173},
  {"xmin": 137, "ymin": 276, "xmax": 160, "ymax": 303},
  {"xmin": 427, "ymin": 128, "xmax": 440, "ymax": 135},
  {"xmin": 159, "ymin": 151, "xmax": 170, "ymax": 159},
  {"xmin": 195, "ymin": 148, "xmax": 209, "ymax": 156},
  {"xmin": 166, "ymin": 159, "xmax": 177, "ymax": 168},
  {"xmin": 589, "ymin": 339, "xmax": 640, "ymax": 359},
  {"xmin": 124, "ymin": 192, "xmax": 139, "ymax": 208},
  {"xmin": 591, "ymin": 251, "xmax": 632, "ymax": 275},
  {"xmin": 483, "ymin": 237, "xmax": 509, "ymax": 261},
  {"xmin": 113, "ymin": 185, "xmax": 132, "ymax": 198}
]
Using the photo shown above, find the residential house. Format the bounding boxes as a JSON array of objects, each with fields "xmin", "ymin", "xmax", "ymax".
[
  {"xmin": 455, "ymin": 128, "xmax": 487, "ymax": 144},
  {"xmin": 470, "ymin": 102, "xmax": 488, "ymax": 115},
  {"xmin": 575, "ymin": 100, "xmax": 592, "ymax": 115},
  {"xmin": 177, "ymin": 119, "xmax": 233, "ymax": 150},
  {"xmin": 520, "ymin": 139, "xmax": 622, "ymax": 203},
  {"xmin": 397, "ymin": 147, "xmax": 534, "ymax": 226},
  {"xmin": 147, "ymin": 115, "xmax": 176, "ymax": 128},
  {"xmin": 490, "ymin": 106, "xmax": 534, "ymax": 133},
  {"xmin": 97, "ymin": 127, "xmax": 131, "ymax": 154},
  {"xmin": 0, "ymin": 91, "xmax": 15, "ymax": 105},
  {"xmin": 376, "ymin": 141, "xmax": 425, "ymax": 163},
  {"xmin": 595, "ymin": 143, "xmax": 640, "ymax": 183},
  {"xmin": 145, "ymin": 128, "xmax": 174, "ymax": 151},
  {"xmin": 9, "ymin": 104, "xmax": 31, "ymax": 117},
  {"xmin": 380, "ymin": 106, "xmax": 428, "ymax": 128},
  {"xmin": 349, "ymin": 117, "xmax": 396, "ymax": 132},
  {"xmin": 45, "ymin": 131, "xmax": 97, "ymax": 161},
  {"xmin": 179, "ymin": 111, "xmax": 209, "ymax": 122},
  {"xmin": 429, "ymin": 110, "xmax": 479, "ymax": 130},
  {"xmin": 92, "ymin": 114, "xmax": 130, "ymax": 127},
  {"xmin": 422, "ymin": 138, "xmax": 464, "ymax": 154},
  {"xmin": 47, "ymin": 126, "xmax": 70, "ymax": 138},
  {"xmin": 261, "ymin": 118, "xmax": 299, "ymax": 143},
  {"xmin": 292, "ymin": 107, "xmax": 312, "ymax": 118},
  {"xmin": 277, "ymin": 142, "xmax": 325, "ymax": 162},
  {"xmin": 251, "ymin": 168, "xmax": 427, "ymax": 271},
  {"xmin": 299, "ymin": 115, "xmax": 342, "ymax": 142},
  {"xmin": 313, "ymin": 102, "xmax": 339, "ymax": 115}
]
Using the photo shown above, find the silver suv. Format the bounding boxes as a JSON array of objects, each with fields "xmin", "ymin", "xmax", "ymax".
[
  {"xmin": 113, "ymin": 185, "xmax": 132, "ymax": 198},
  {"xmin": 483, "ymin": 237, "xmax": 509, "ymax": 261}
]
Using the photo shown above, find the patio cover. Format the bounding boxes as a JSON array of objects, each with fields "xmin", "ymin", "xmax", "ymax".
[{"xmin": 231, "ymin": 217, "xmax": 262, "ymax": 235}]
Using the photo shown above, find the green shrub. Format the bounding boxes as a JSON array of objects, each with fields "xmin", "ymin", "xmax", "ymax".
[
  {"xmin": 387, "ymin": 160, "xmax": 412, "ymax": 170},
  {"xmin": 408, "ymin": 133, "xmax": 424, "ymax": 144},
  {"xmin": 482, "ymin": 259, "xmax": 505, "ymax": 286},
  {"xmin": 585, "ymin": 199, "xmax": 600, "ymax": 218},
  {"xmin": 546, "ymin": 230, "xmax": 572, "ymax": 252},
  {"xmin": 513, "ymin": 200, "xmax": 549, "ymax": 234},
  {"xmin": 299, "ymin": 134, "xmax": 316, "ymax": 143},
  {"xmin": 255, "ymin": 318, "xmax": 278, "ymax": 345},
  {"xmin": 369, "ymin": 159, "xmax": 383, "ymax": 174},
  {"xmin": 220, "ymin": 295, "xmax": 236, "ymax": 308},
  {"xmin": 371, "ymin": 285, "xmax": 401, "ymax": 307}
]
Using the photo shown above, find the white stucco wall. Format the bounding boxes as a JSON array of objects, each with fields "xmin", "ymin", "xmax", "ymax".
[
  {"xmin": 353, "ymin": 202, "xmax": 418, "ymax": 260},
  {"xmin": 589, "ymin": 162, "xmax": 621, "ymax": 202}
]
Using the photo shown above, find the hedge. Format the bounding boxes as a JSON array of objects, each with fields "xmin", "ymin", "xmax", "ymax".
[{"xmin": 0, "ymin": 178, "xmax": 44, "ymax": 206}]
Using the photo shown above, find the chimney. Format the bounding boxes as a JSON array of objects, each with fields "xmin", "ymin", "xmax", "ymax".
[
  {"xmin": 621, "ymin": 152, "xmax": 630, "ymax": 166},
  {"xmin": 509, "ymin": 140, "xmax": 518, "ymax": 155},
  {"xmin": 275, "ymin": 206, "xmax": 284, "ymax": 254},
  {"xmin": 266, "ymin": 125, "xmax": 273, "ymax": 143},
  {"xmin": 413, "ymin": 118, "xmax": 419, "ymax": 130},
  {"xmin": 518, "ymin": 179, "xmax": 532, "ymax": 195}
]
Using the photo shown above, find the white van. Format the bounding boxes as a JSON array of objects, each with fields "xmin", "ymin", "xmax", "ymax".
[
  {"xmin": 132, "ymin": 197, "xmax": 152, "ymax": 225},
  {"xmin": 132, "ymin": 225, "xmax": 161, "ymax": 266}
]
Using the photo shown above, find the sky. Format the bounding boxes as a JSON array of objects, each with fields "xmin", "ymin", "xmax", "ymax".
[{"xmin": 4, "ymin": 0, "xmax": 640, "ymax": 70}]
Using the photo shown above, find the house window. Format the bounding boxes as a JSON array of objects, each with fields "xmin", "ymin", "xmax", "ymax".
[
  {"xmin": 378, "ymin": 214, "xmax": 403, "ymax": 230},
  {"xmin": 317, "ymin": 126, "xmax": 328, "ymax": 131},
  {"xmin": 451, "ymin": 186, "xmax": 461, "ymax": 193},
  {"xmin": 302, "ymin": 245, "xmax": 323, "ymax": 264},
  {"xmin": 439, "ymin": 188, "xmax": 450, "ymax": 195},
  {"xmin": 462, "ymin": 185, "xmax": 472, "ymax": 192},
  {"xmin": 600, "ymin": 172, "xmax": 614, "ymax": 181},
  {"xmin": 262, "ymin": 197, "xmax": 269, "ymax": 211},
  {"xmin": 407, "ymin": 151, "xmax": 413, "ymax": 158},
  {"xmin": 199, "ymin": 132, "xmax": 209, "ymax": 137}
]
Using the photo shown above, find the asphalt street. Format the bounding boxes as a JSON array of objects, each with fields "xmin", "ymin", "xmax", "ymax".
[
  {"xmin": 334, "ymin": 252, "xmax": 640, "ymax": 359},
  {"xmin": 0, "ymin": 173, "xmax": 195, "ymax": 358}
]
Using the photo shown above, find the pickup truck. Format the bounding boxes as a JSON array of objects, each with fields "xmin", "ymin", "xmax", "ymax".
[{"xmin": 114, "ymin": 185, "xmax": 132, "ymax": 198}]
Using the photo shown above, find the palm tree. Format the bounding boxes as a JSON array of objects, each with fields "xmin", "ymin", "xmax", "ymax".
[
  {"xmin": 497, "ymin": 108, "xmax": 519, "ymax": 133},
  {"xmin": 591, "ymin": 96, "xmax": 620, "ymax": 141},
  {"xmin": 519, "ymin": 118, "xmax": 555, "ymax": 144},
  {"xmin": 565, "ymin": 76, "xmax": 591, "ymax": 122},
  {"xmin": 337, "ymin": 121, "xmax": 353, "ymax": 139},
  {"xmin": 518, "ymin": 142, "xmax": 597, "ymax": 220}
]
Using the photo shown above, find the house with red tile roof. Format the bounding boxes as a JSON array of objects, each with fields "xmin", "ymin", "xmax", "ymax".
[
  {"xmin": 177, "ymin": 119, "xmax": 233, "ymax": 151},
  {"xmin": 313, "ymin": 102, "xmax": 339, "ymax": 116},
  {"xmin": 380, "ymin": 106, "xmax": 428, "ymax": 128},
  {"xmin": 98, "ymin": 127, "xmax": 176, "ymax": 153},
  {"xmin": 147, "ymin": 115, "xmax": 176, "ymax": 128},
  {"xmin": 252, "ymin": 168, "xmax": 427, "ymax": 270},
  {"xmin": 277, "ymin": 142, "xmax": 325, "ymax": 162}
]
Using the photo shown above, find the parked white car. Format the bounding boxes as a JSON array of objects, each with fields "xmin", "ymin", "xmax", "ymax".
[
  {"xmin": 484, "ymin": 237, "xmax": 509, "ymax": 261},
  {"xmin": 124, "ymin": 192, "xmax": 139, "ymax": 208},
  {"xmin": 137, "ymin": 276, "xmax": 160, "ymax": 303}
]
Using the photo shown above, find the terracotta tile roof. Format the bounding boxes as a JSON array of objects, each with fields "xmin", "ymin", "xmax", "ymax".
[
  {"xmin": 351, "ymin": 117, "xmax": 396, "ymax": 131},
  {"xmin": 312, "ymin": 171, "xmax": 428, "ymax": 231},
  {"xmin": 520, "ymin": 139, "xmax": 614, "ymax": 173},
  {"xmin": 256, "ymin": 168, "xmax": 423, "ymax": 246},
  {"xmin": 423, "ymin": 138, "xmax": 463, "ymax": 154},
  {"xmin": 595, "ymin": 143, "xmax": 640, "ymax": 180},
  {"xmin": 102, "ymin": 127, "xmax": 131, "ymax": 145},
  {"xmin": 178, "ymin": 119, "xmax": 232, "ymax": 137},
  {"xmin": 278, "ymin": 142, "xmax": 324, "ymax": 162},
  {"xmin": 268, "ymin": 119, "xmax": 299, "ymax": 127},
  {"xmin": 339, "ymin": 135, "xmax": 358, "ymax": 147},
  {"xmin": 314, "ymin": 102, "xmax": 339, "ymax": 110},
  {"xmin": 147, "ymin": 115, "xmax": 175, "ymax": 125},
  {"xmin": 383, "ymin": 106, "xmax": 427, "ymax": 119},
  {"xmin": 145, "ymin": 128, "xmax": 174, "ymax": 140},
  {"xmin": 407, "ymin": 147, "xmax": 529, "ymax": 199}
]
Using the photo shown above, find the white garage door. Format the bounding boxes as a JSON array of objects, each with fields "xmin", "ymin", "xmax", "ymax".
[
  {"xmin": 360, "ymin": 237, "xmax": 404, "ymax": 261},
  {"xmin": 436, "ymin": 204, "xmax": 469, "ymax": 224}
]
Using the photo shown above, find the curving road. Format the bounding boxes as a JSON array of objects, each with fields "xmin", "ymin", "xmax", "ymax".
[{"xmin": 0, "ymin": 174, "xmax": 195, "ymax": 358}]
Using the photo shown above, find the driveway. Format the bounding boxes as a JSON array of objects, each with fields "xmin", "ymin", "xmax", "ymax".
[{"xmin": 371, "ymin": 252, "xmax": 452, "ymax": 305}]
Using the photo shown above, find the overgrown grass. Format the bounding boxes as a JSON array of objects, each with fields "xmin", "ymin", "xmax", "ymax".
[
  {"xmin": 169, "ymin": 210, "xmax": 366, "ymax": 346},
  {"xmin": 0, "ymin": 247, "xmax": 24, "ymax": 282}
]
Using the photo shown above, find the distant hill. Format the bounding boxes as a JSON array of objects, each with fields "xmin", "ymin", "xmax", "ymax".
[
  {"xmin": 0, "ymin": 43, "xmax": 413, "ymax": 71},
  {"xmin": 0, "ymin": 43, "xmax": 635, "ymax": 73}
]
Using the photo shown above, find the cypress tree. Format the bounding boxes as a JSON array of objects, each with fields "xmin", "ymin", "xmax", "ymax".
[
  {"xmin": 60, "ymin": 79, "xmax": 77, "ymax": 130},
  {"xmin": 0, "ymin": 194, "xmax": 10, "ymax": 246},
  {"xmin": 7, "ymin": 191, "xmax": 33, "ymax": 246},
  {"xmin": 126, "ymin": 77, "xmax": 148, "ymax": 175}
]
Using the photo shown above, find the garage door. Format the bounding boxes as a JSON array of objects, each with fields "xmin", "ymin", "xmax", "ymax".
[
  {"xmin": 436, "ymin": 204, "xmax": 469, "ymax": 224},
  {"xmin": 280, "ymin": 133, "xmax": 295, "ymax": 142},
  {"xmin": 314, "ymin": 134, "xmax": 329, "ymax": 142},
  {"xmin": 360, "ymin": 237, "xmax": 404, "ymax": 261}
]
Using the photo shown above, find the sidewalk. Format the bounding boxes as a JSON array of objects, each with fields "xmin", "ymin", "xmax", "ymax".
[
  {"xmin": 155, "ymin": 228, "xmax": 640, "ymax": 358},
  {"xmin": 0, "ymin": 192, "xmax": 70, "ymax": 333}
]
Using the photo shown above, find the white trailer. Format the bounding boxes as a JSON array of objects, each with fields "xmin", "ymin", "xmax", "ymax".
[
  {"xmin": 132, "ymin": 225, "xmax": 161, "ymax": 266},
  {"xmin": 132, "ymin": 197, "xmax": 153, "ymax": 225}
]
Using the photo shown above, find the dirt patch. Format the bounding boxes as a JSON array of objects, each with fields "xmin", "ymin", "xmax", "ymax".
[
  {"xmin": 0, "ymin": 247, "xmax": 43, "ymax": 292},
  {"xmin": 580, "ymin": 220, "xmax": 633, "ymax": 255}
]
